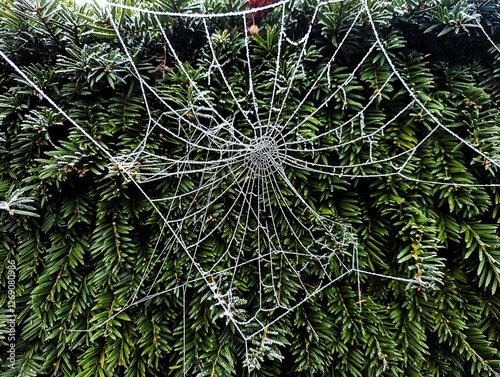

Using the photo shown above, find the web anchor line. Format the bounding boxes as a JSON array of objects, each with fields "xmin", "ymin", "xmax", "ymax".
[{"xmin": 2, "ymin": 0, "xmax": 499, "ymax": 373}]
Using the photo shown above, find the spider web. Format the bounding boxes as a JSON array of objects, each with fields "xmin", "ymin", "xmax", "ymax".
[{"xmin": 2, "ymin": 0, "xmax": 500, "ymax": 372}]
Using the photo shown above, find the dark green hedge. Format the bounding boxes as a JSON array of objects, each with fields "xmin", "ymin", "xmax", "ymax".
[{"xmin": 1, "ymin": 0, "xmax": 500, "ymax": 376}]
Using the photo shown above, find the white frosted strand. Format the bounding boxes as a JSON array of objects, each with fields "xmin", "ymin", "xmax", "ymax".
[
  {"xmin": 283, "ymin": 142, "xmax": 419, "ymax": 173},
  {"xmin": 477, "ymin": 20, "xmax": 500, "ymax": 53},
  {"xmin": 272, "ymin": 2, "xmax": 324, "ymax": 128},
  {"xmin": 368, "ymin": 136, "xmax": 373, "ymax": 163},
  {"xmin": 359, "ymin": 111, "xmax": 365, "ymax": 136},
  {"xmin": 362, "ymin": 0, "xmax": 500, "ymax": 171},
  {"xmin": 269, "ymin": 168, "xmax": 329, "ymax": 266},
  {"xmin": 340, "ymin": 87, "xmax": 347, "ymax": 110},
  {"xmin": 127, "ymin": 223, "xmax": 168, "ymax": 305},
  {"xmin": 132, "ymin": 251, "xmax": 280, "ymax": 314},
  {"xmin": 256, "ymin": 172, "xmax": 264, "ymax": 310},
  {"xmin": 195, "ymin": 115, "xmax": 241, "ymax": 150},
  {"xmin": 245, "ymin": 270, "xmax": 351, "ymax": 340},
  {"xmin": 68, "ymin": 175, "xmax": 230, "ymax": 333},
  {"xmin": 112, "ymin": 274, "xmax": 197, "ymax": 306},
  {"xmin": 137, "ymin": 160, "xmax": 234, "ymax": 179},
  {"xmin": 243, "ymin": 15, "xmax": 264, "ymax": 136},
  {"xmin": 267, "ymin": 4, "xmax": 287, "ymax": 127},
  {"xmin": 354, "ymin": 269, "xmax": 427, "ymax": 287},
  {"xmin": 264, "ymin": 172, "xmax": 311, "ymax": 296},
  {"xmin": 276, "ymin": 250, "xmax": 331, "ymax": 260},
  {"xmin": 125, "ymin": 139, "xmax": 228, "ymax": 308},
  {"xmin": 226, "ymin": 171, "xmax": 259, "ymax": 292},
  {"xmin": 188, "ymin": 185, "xmax": 258, "ymax": 250},
  {"xmin": 282, "ymin": 154, "xmax": 401, "ymax": 179},
  {"xmin": 285, "ymin": 90, "xmax": 407, "ymax": 151},
  {"xmin": 284, "ymin": 33, "xmax": 307, "ymax": 46},
  {"xmin": 138, "ymin": 150, "xmax": 243, "ymax": 175},
  {"xmin": 271, "ymin": 198, "xmax": 323, "ymax": 292},
  {"xmin": 207, "ymin": 57, "xmax": 214, "ymax": 86},
  {"xmin": 335, "ymin": 126, "xmax": 342, "ymax": 141},
  {"xmin": 116, "ymin": 269, "xmax": 200, "ymax": 304},
  {"xmin": 145, "ymin": 157, "xmax": 244, "ymax": 202},
  {"xmin": 398, "ymin": 173, "xmax": 500, "ymax": 188},
  {"xmin": 153, "ymin": 14, "xmax": 251, "ymax": 143},
  {"xmin": 232, "ymin": 176, "xmax": 273, "ymax": 238},
  {"xmin": 261, "ymin": 177, "xmax": 280, "ymax": 303},
  {"xmin": 150, "ymin": 163, "xmax": 244, "ymax": 235},
  {"xmin": 105, "ymin": 6, "xmax": 156, "ymax": 159},
  {"xmin": 355, "ymin": 245, "xmax": 361, "ymax": 309},
  {"xmin": 144, "ymin": 237, "xmax": 177, "ymax": 298},
  {"xmin": 202, "ymin": 19, "xmax": 258, "ymax": 133},
  {"xmin": 272, "ymin": 166, "xmax": 353, "ymax": 272},
  {"xmin": 107, "ymin": 16, "xmax": 246, "ymax": 149},
  {"xmin": 445, "ymin": 123, "xmax": 500, "ymax": 169},
  {"xmin": 281, "ymin": 42, "xmax": 378, "ymax": 141},
  {"xmin": 0, "ymin": 49, "xmax": 116, "ymax": 162},
  {"xmin": 275, "ymin": 7, "xmax": 364, "ymax": 136},
  {"xmin": 170, "ymin": 169, "xmax": 253, "ymax": 247},
  {"xmin": 182, "ymin": 285, "xmax": 186, "ymax": 377},
  {"xmin": 159, "ymin": 147, "xmax": 201, "ymax": 235},
  {"xmin": 105, "ymin": 0, "xmax": 291, "ymax": 18},
  {"xmin": 151, "ymin": 112, "xmax": 245, "ymax": 152},
  {"xmin": 207, "ymin": 172, "xmax": 255, "ymax": 274},
  {"xmin": 395, "ymin": 123, "xmax": 441, "ymax": 173},
  {"xmin": 144, "ymin": 135, "xmax": 241, "ymax": 165}
]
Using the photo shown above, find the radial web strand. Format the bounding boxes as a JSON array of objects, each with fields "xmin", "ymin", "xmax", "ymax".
[{"xmin": 1, "ymin": 0, "xmax": 500, "ymax": 373}]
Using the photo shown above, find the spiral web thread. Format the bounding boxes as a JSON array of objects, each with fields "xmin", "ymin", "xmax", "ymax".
[{"xmin": 1, "ymin": 0, "xmax": 499, "ymax": 372}]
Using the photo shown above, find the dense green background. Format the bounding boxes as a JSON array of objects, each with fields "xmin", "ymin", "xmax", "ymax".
[{"xmin": 1, "ymin": 0, "xmax": 500, "ymax": 376}]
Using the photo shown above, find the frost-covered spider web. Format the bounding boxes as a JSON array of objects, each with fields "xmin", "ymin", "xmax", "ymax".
[{"xmin": 2, "ymin": 0, "xmax": 500, "ymax": 371}]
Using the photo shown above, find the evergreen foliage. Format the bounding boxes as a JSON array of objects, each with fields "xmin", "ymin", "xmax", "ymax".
[{"xmin": 0, "ymin": 0, "xmax": 500, "ymax": 376}]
